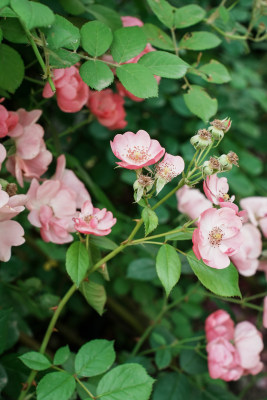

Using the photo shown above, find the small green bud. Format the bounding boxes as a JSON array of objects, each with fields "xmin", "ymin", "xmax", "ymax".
[
  {"xmin": 202, "ymin": 161, "xmax": 213, "ymax": 176},
  {"xmin": 190, "ymin": 129, "xmax": 212, "ymax": 149},
  {"xmin": 218, "ymin": 154, "xmax": 232, "ymax": 170}
]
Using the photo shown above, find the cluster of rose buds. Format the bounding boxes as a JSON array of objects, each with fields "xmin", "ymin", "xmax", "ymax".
[
  {"xmin": 110, "ymin": 129, "xmax": 185, "ymax": 200},
  {"xmin": 205, "ymin": 310, "xmax": 263, "ymax": 381}
]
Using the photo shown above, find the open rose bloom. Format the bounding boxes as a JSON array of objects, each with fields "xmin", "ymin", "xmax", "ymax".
[
  {"xmin": 177, "ymin": 185, "xmax": 212, "ymax": 221},
  {"xmin": 203, "ymin": 174, "xmax": 232, "ymax": 205},
  {"xmin": 206, "ymin": 310, "xmax": 264, "ymax": 381},
  {"xmin": 240, "ymin": 197, "xmax": 267, "ymax": 237},
  {"xmin": 110, "ymin": 130, "xmax": 165, "ymax": 169},
  {"xmin": 192, "ymin": 207, "xmax": 243, "ymax": 269}
]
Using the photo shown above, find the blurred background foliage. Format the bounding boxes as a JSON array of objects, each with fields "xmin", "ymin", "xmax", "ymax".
[{"xmin": 0, "ymin": 0, "xmax": 267, "ymax": 399}]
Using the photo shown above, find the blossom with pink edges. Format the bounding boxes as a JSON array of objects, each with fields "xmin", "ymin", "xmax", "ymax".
[
  {"xmin": 0, "ymin": 143, "xmax": 6, "ymax": 169},
  {"xmin": 73, "ymin": 200, "xmax": 116, "ymax": 236},
  {"xmin": 207, "ymin": 337, "xmax": 243, "ymax": 381},
  {"xmin": 234, "ymin": 321, "xmax": 264, "ymax": 375},
  {"xmin": 26, "ymin": 155, "xmax": 90, "ymax": 244},
  {"xmin": 192, "ymin": 207, "xmax": 243, "ymax": 269},
  {"xmin": 205, "ymin": 309, "xmax": 235, "ymax": 342},
  {"xmin": 231, "ymin": 223, "xmax": 262, "ymax": 276},
  {"xmin": 203, "ymin": 174, "xmax": 232, "ymax": 205},
  {"xmin": 0, "ymin": 99, "xmax": 18, "ymax": 138},
  {"xmin": 0, "ymin": 186, "xmax": 26, "ymax": 261},
  {"xmin": 110, "ymin": 130, "xmax": 165, "ymax": 170},
  {"xmin": 88, "ymin": 89, "xmax": 127, "ymax": 130},
  {"xmin": 43, "ymin": 66, "xmax": 89, "ymax": 113},
  {"xmin": 176, "ymin": 185, "xmax": 212, "ymax": 222},
  {"xmin": 6, "ymin": 109, "xmax": 52, "ymax": 187},
  {"xmin": 263, "ymin": 297, "xmax": 267, "ymax": 329},
  {"xmin": 156, "ymin": 153, "xmax": 185, "ymax": 182},
  {"xmin": 240, "ymin": 197, "xmax": 267, "ymax": 238}
]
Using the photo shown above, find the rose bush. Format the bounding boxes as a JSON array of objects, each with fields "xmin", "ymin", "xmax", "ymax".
[{"xmin": 0, "ymin": 1, "xmax": 266, "ymax": 400}]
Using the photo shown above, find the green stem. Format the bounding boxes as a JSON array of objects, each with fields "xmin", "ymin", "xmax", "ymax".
[
  {"xmin": 186, "ymin": 149, "xmax": 200, "ymax": 175},
  {"xmin": 244, "ymin": 291, "xmax": 267, "ymax": 302},
  {"xmin": 130, "ymin": 226, "xmax": 194, "ymax": 245},
  {"xmin": 24, "ymin": 76, "xmax": 45, "ymax": 86},
  {"xmin": 75, "ymin": 377, "xmax": 96, "ymax": 399},
  {"xmin": 205, "ymin": 293, "xmax": 264, "ymax": 311},
  {"xmin": 170, "ymin": 27, "xmax": 179, "ymax": 56}
]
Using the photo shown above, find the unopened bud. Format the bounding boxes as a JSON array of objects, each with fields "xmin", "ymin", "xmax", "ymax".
[
  {"xmin": 202, "ymin": 161, "xmax": 213, "ymax": 176},
  {"xmin": 190, "ymin": 129, "xmax": 212, "ymax": 149}
]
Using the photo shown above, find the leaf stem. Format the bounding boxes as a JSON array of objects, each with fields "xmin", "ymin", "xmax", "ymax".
[{"xmin": 75, "ymin": 377, "xmax": 96, "ymax": 399}]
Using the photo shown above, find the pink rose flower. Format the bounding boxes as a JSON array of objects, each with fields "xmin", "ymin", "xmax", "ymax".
[
  {"xmin": 234, "ymin": 321, "xmax": 264, "ymax": 375},
  {"xmin": 231, "ymin": 223, "xmax": 262, "ymax": 276},
  {"xmin": 43, "ymin": 66, "xmax": 89, "ymax": 113},
  {"xmin": 0, "ymin": 186, "xmax": 26, "ymax": 261},
  {"xmin": 205, "ymin": 310, "xmax": 235, "ymax": 342},
  {"xmin": 26, "ymin": 155, "xmax": 90, "ymax": 244},
  {"xmin": 176, "ymin": 186, "xmax": 212, "ymax": 221},
  {"xmin": 110, "ymin": 129, "xmax": 165, "ymax": 170},
  {"xmin": 73, "ymin": 200, "xmax": 116, "ymax": 236},
  {"xmin": 207, "ymin": 337, "xmax": 243, "ymax": 381},
  {"xmin": 0, "ymin": 143, "xmax": 6, "ymax": 169},
  {"xmin": 0, "ymin": 99, "xmax": 18, "ymax": 138},
  {"xmin": 121, "ymin": 16, "xmax": 143, "ymax": 27},
  {"xmin": 192, "ymin": 207, "xmax": 243, "ymax": 269},
  {"xmin": 156, "ymin": 153, "xmax": 185, "ymax": 182},
  {"xmin": 240, "ymin": 197, "xmax": 267, "ymax": 238},
  {"xmin": 88, "ymin": 89, "xmax": 127, "ymax": 130},
  {"xmin": 6, "ymin": 109, "xmax": 52, "ymax": 187},
  {"xmin": 203, "ymin": 174, "xmax": 232, "ymax": 205},
  {"xmin": 263, "ymin": 297, "xmax": 267, "ymax": 329}
]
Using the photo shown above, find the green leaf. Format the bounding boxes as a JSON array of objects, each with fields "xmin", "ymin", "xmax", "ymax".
[
  {"xmin": 139, "ymin": 51, "xmax": 188, "ymax": 79},
  {"xmin": 156, "ymin": 244, "xmax": 181, "ymax": 297},
  {"xmin": 0, "ymin": 0, "xmax": 10, "ymax": 7},
  {"xmin": 155, "ymin": 348, "xmax": 172, "ymax": 370},
  {"xmin": 117, "ymin": 64, "xmax": 158, "ymax": 99},
  {"xmin": 81, "ymin": 21, "xmax": 113, "ymax": 57},
  {"xmin": 0, "ymin": 364, "xmax": 7, "ymax": 392},
  {"xmin": 80, "ymin": 61, "xmax": 114, "ymax": 91},
  {"xmin": 10, "ymin": 0, "xmax": 31, "ymax": 25},
  {"xmin": 198, "ymin": 60, "xmax": 231, "ymax": 84},
  {"xmin": 0, "ymin": 27, "xmax": 2, "ymax": 43},
  {"xmin": 179, "ymin": 32, "xmax": 221, "ymax": 50},
  {"xmin": 142, "ymin": 23, "xmax": 174, "ymax": 51},
  {"xmin": 0, "ymin": 6, "xmax": 16, "ymax": 17},
  {"xmin": 0, "ymin": 44, "xmax": 24, "ymax": 93},
  {"xmin": 49, "ymin": 48, "xmax": 80, "ymax": 69},
  {"xmin": 54, "ymin": 345, "xmax": 70, "ymax": 366},
  {"xmin": 86, "ymin": 5, "xmax": 122, "ymax": 31},
  {"xmin": 0, "ymin": 18, "xmax": 28, "ymax": 43},
  {"xmin": 80, "ymin": 280, "xmax": 107, "ymax": 316},
  {"xmin": 66, "ymin": 241, "xmax": 89, "ymax": 287},
  {"xmin": 45, "ymin": 14, "xmax": 80, "ymax": 50},
  {"xmin": 97, "ymin": 364, "xmax": 154, "ymax": 400},
  {"xmin": 90, "ymin": 236, "xmax": 118, "ymax": 251},
  {"xmin": 147, "ymin": 0, "xmax": 175, "ymax": 29},
  {"xmin": 186, "ymin": 251, "xmax": 241, "ymax": 297},
  {"xmin": 75, "ymin": 339, "xmax": 115, "ymax": 377},
  {"xmin": 142, "ymin": 207, "xmax": 159, "ymax": 236},
  {"xmin": 37, "ymin": 372, "xmax": 76, "ymax": 400},
  {"xmin": 19, "ymin": 352, "xmax": 51, "ymax": 371},
  {"xmin": 26, "ymin": 2, "xmax": 55, "ymax": 30},
  {"xmin": 0, "ymin": 308, "xmax": 11, "ymax": 355},
  {"xmin": 153, "ymin": 372, "xmax": 198, "ymax": 400},
  {"xmin": 174, "ymin": 5, "xmax": 206, "ymax": 28},
  {"xmin": 58, "ymin": 0, "xmax": 85, "ymax": 15},
  {"xmin": 183, "ymin": 85, "xmax": 217, "ymax": 122},
  {"xmin": 180, "ymin": 348, "xmax": 207, "ymax": 374},
  {"xmin": 111, "ymin": 26, "xmax": 146, "ymax": 63},
  {"xmin": 127, "ymin": 258, "xmax": 157, "ymax": 281}
]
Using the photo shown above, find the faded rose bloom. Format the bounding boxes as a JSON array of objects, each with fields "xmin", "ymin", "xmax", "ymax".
[
  {"xmin": 207, "ymin": 337, "xmax": 243, "ymax": 381},
  {"xmin": 88, "ymin": 89, "xmax": 127, "ymax": 130},
  {"xmin": 240, "ymin": 197, "xmax": 267, "ymax": 238},
  {"xmin": 26, "ymin": 155, "xmax": 90, "ymax": 244},
  {"xmin": 205, "ymin": 310, "xmax": 235, "ymax": 342},
  {"xmin": 234, "ymin": 321, "xmax": 264, "ymax": 375},
  {"xmin": 192, "ymin": 207, "xmax": 243, "ymax": 269},
  {"xmin": 0, "ymin": 185, "xmax": 26, "ymax": 261},
  {"xmin": 176, "ymin": 185, "xmax": 212, "ymax": 222},
  {"xmin": 43, "ymin": 66, "xmax": 89, "ymax": 113},
  {"xmin": 203, "ymin": 174, "xmax": 232, "ymax": 205},
  {"xmin": 110, "ymin": 129, "xmax": 165, "ymax": 169},
  {"xmin": 0, "ymin": 99, "xmax": 18, "ymax": 138},
  {"xmin": 73, "ymin": 200, "xmax": 116, "ymax": 236},
  {"xmin": 231, "ymin": 223, "xmax": 262, "ymax": 276},
  {"xmin": 6, "ymin": 109, "xmax": 52, "ymax": 187}
]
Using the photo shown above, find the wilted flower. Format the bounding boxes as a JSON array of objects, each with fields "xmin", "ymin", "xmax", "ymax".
[
  {"xmin": 190, "ymin": 129, "xmax": 212, "ymax": 149},
  {"xmin": 218, "ymin": 152, "xmax": 239, "ymax": 171},
  {"xmin": 208, "ymin": 117, "xmax": 232, "ymax": 140},
  {"xmin": 73, "ymin": 200, "xmax": 116, "ymax": 236}
]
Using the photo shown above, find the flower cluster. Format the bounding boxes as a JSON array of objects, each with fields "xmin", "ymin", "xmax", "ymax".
[
  {"xmin": 41, "ymin": 16, "xmax": 161, "ymax": 130},
  {"xmin": 206, "ymin": 310, "xmax": 263, "ymax": 381},
  {"xmin": 110, "ymin": 129, "xmax": 184, "ymax": 200}
]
